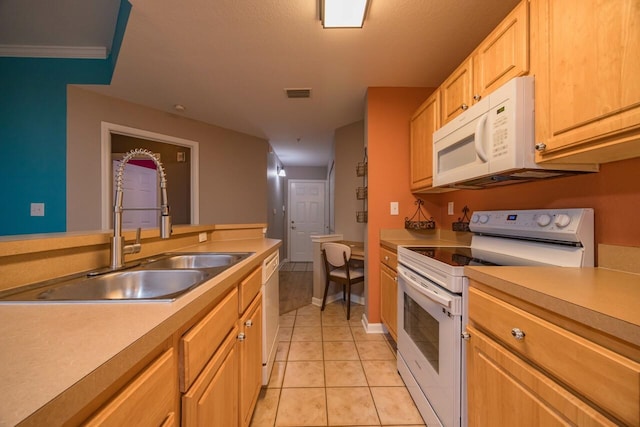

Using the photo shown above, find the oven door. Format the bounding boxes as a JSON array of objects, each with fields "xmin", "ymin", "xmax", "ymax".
[{"xmin": 397, "ymin": 265, "xmax": 462, "ymax": 427}]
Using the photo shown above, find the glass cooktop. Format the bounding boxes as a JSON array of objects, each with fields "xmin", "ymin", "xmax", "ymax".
[{"xmin": 404, "ymin": 246, "xmax": 500, "ymax": 267}]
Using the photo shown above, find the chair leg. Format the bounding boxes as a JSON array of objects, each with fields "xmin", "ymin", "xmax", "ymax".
[
  {"xmin": 321, "ymin": 277, "xmax": 330, "ymax": 311},
  {"xmin": 346, "ymin": 283, "xmax": 351, "ymax": 320},
  {"xmin": 343, "ymin": 284, "xmax": 346, "ymax": 301}
]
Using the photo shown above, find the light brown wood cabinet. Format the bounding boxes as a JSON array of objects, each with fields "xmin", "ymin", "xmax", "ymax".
[
  {"xmin": 441, "ymin": 0, "xmax": 529, "ymax": 126},
  {"xmin": 441, "ymin": 58, "xmax": 474, "ymax": 125},
  {"xmin": 379, "ymin": 246, "xmax": 398, "ymax": 341},
  {"xmin": 466, "ymin": 284, "xmax": 640, "ymax": 426},
  {"xmin": 239, "ymin": 293, "xmax": 263, "ymax": 427},
  {"xmin": 410, "ymin": 90, "xmax": 440, "ymax": 192},
  {"xmin": 472, "ymin": 0, "xmax": 529, "ymax": 101},
  {"xmin": 182, "ymin": 328, "xmax": 239, "ymax": 427},
  {"xmin": 532, "ymin": 0, "xmax": 640, "ymax": 165},
  {"xmin": 85, "ymin": 348, "xmax": 179, "ymax": 427}
]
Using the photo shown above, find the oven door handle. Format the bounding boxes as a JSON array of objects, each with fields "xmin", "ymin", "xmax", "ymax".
[{"xmin": 398, "ymin": 267, "xmax": 452, "ymax": 309}]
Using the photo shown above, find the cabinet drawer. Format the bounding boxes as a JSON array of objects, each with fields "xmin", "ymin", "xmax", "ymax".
[
  {"xmin": 238, "ymin": 266, "xmax": 261, "ymax": 313},
  {"xmin": 469, "ymin": 287, "xmax": 640, "ymax": 426},
  {"xmin": 85, "ymin": 348, "xmax": 178, "ymax": 427},
  {"xmin": 180, "ymin": 287, "xmax": 238, "ymax": 392},
  {"xmin": 379, "ymin": 246, "xmax": 397, "ymax": 270}
]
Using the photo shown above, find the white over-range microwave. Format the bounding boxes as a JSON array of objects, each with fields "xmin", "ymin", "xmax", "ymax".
[{"xmin": 432, "ymin": 76, "xmax": 597, "ymax": 189}]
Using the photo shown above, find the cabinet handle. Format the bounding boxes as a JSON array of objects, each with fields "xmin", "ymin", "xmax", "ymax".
[
  {"xmin": 245, "ymin": 319, "xmax": 253, "ymax": 328},
  {"xmin": 473, "ymin": 94, "xmax": 481, "ymax": 101},
  {"xmin": 461, "ymin": 331, "xmax": 471, "ymax": 341},
  {"xmin": 461, "ymin": 103, "xmax": 469, "ymax": 111},
  {"xmin": 237, "ymin": 332, "xmax": 246, "ymax": 341},
  {"xmin": 384, "ymin": 256, "xmax": 389, "ymax": 261},
  {"xmin": 511, "ymin": 328, "xmax": 526, "ymax": 341},
  {"xmin": 535, "ymin": 143, "xmax": 547, "ymax": 152}
]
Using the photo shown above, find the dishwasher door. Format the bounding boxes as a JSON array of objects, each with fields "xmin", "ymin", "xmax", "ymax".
[{"xmin": 261, "ymin": 251, "xmax": 280, "ymax": 385}]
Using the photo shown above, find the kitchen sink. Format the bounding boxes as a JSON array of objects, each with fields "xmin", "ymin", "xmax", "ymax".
[
  {"xmin": 0, "ymin": 252, "xmax": 254, "ymax": 303},
  {"xmin": 142, "ymin": 252, "xmax": 252, "ymax": 269},
  {"xmin": 0, "ymin": 269, "xmax": 210, "ymax": 302}
]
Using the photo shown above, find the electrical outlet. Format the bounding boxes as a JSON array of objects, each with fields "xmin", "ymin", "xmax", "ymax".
[
  {"xmin": 448, "ymin": 201, "xmax": 454, "ymax": 215},
  {"xmin": 390, "ymin": 202, "xmax": 399, "ymax": 215},
  {"xmin": 30, "ymin": 203, "xmax": 45, "ymax": 217},
  {"xmin": 198, "ymin": 232, "xmax": 207, "ymax": 243}
]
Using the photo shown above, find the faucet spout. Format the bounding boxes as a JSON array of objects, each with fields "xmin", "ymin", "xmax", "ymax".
[{"xmin": 111, "ymin": 148, "xmax": 172, "ymax": 269}]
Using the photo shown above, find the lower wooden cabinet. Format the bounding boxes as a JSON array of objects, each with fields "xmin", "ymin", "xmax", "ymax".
[
  {"xmin": 239, "ymin": 293, "xmax": 263, "ymax": 427},
  {"xmin": 85, "ymin": 348, "xmax": 178, "ymax": 427},
  {"xmin": 379, "ymin": 246, "xmax": 398, "ymax": 341},
  {"xmin": 467, "ymin": 284, "xmax": 640, "ymax": 426},
  {"xmin": 182, "ymin": 327, "xmax": 239, "ymax": 426}
]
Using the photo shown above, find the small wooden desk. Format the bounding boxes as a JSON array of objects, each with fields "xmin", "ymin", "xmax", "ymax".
[{"xmin": 340, "ymin": 241, "xmax": 364, "ymax": 261}]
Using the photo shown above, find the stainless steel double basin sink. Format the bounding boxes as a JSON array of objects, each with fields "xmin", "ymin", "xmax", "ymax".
[{"xmin": 0, "ymin": 252, "xmax": 253, "ymax": 303}]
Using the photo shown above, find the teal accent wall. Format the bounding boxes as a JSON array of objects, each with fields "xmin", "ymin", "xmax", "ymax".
[{"xmin": 0, "ymin": 1, "xmax": 131, "ymax": 236}]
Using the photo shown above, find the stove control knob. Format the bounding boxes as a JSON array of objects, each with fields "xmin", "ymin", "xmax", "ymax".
[
  {"xmin": 479, "ymin": 214, "xmax": 490, "ymax": 224},
  {"xmin": 471, "ymin": 214, "xmax": 480, "ymax": 223},
  {"xmin": 536, "ymin": 214, "xmax": 552, "ymax": 227},
  {"xmin": 554, "ymin": 214, "xmax": 571, "ymax": 228}
]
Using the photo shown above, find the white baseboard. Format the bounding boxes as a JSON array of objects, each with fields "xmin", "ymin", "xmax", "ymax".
[{"xmin": 361, "ymin": 314, "xmax": 385, "ymax": 334}]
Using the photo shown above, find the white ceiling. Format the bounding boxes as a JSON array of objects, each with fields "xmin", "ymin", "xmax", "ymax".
[{"xmin": 1, "ymin": 0, "xmax": 520, "ymax": 167}]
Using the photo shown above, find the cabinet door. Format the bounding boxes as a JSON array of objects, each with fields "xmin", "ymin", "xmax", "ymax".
[
  {"xmin": 533, "ymin": 0, "xmax": 640, "ymax": 164},
  {"xmin": 410, "ymin": 91, "xmax": 440, "ymax": 191},
  {"xmin": 239, "ymin": 293, "xmax": 263, "ymax": 427},
  {"xmin": 466, "ymin": 325, "xmax": 616, "ymax": 427},
  {"xmin": 182, "ymin": 329, "xmax": 239, "ymax": 427},
  {"xmin": 441, "ymin": 58, "xmax": 473, "ymax": 124},
  {"xmin": 473, "ymin": 0, "xmax": 529, "ymax": 99},
  {"xmin": 379, "ymin": 263, "xmax": 398, "ymax": 341},
  {"xmin": 85, "ymin": 348, "xmax": 178, "ymax": 427}
]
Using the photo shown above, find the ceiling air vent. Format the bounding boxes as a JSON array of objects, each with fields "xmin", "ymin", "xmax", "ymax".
[{"xmin": 285, "ymin": 88, "xmax": 311, "ymax": 99}]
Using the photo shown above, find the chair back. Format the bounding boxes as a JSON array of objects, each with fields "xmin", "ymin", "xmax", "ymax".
[{"xmin": 322, "ymin": 242, "xmax": 351, "ymax": 268}]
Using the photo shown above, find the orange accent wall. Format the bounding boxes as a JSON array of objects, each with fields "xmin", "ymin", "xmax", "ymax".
[
  {"xmin": 431, "ymin": 156, "xmax": 640, "ymax": 249},
  {"xmin": 366, "ymin": 87, "xmax": 640, "ymax": 326},
  {"xmin": 366, "ymin": 87, "xmax": 435, "ymax": 324}
]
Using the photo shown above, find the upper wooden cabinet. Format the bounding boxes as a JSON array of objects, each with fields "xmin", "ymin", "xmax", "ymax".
[
  {"xmin": 441, "ymin": 59, "xmax": 474, "ymax": 124},
  {"xmin": 441, "ymin": 0, "xmax": 530, "ymax": 126},
  {"xmin": 532, "ymin": 0, "xmax": 640, "ymax": 164},
  {"xmin": 410, "ymin": 90, "xmax": 440, "ymax": 191},
  {"xmin": 473, "ymin": 0, "xmax": 529, "ymax": 99}
]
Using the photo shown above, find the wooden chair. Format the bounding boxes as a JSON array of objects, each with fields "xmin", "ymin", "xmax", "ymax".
[{"xmin": 321, "ymin": 242, "xmax": 365, "ymax": 320}]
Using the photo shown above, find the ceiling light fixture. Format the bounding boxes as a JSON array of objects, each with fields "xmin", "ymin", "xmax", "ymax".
[
  {"xmin": 320, "ymin": 0, "xmax": 369, "ymax": 28},
  {"xmin": 173, "ymin": 104, "xmax": 186, "ymax": 112},
  {"xmin": 277, "ymin": 166, "xmax": 287, "ymax": 177}
]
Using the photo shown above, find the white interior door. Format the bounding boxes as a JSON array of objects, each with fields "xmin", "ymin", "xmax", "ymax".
[
  {"xmin": 113, "ymin": 160, "xmax": 159, "ymax": 230},
  {"xmin": 288, "ymin": 180, "xmax": 326, "ymax": 262}
]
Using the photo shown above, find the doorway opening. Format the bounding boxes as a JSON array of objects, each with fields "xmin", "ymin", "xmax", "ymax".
[{"xmin": 100, "ymin": 122, "xmax": 200, "ymax": 230}]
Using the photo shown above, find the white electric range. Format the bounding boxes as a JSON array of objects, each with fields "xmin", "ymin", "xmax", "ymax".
[{"xmin": 396, "ymin": 208, "xmax": 595, "ymax": 427}]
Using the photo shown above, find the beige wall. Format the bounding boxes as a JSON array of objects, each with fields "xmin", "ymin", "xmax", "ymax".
[
  {"xmin": 67, "ymin": 86, "xmax": 269, "ymax": 231},
  {"xmin": 334, "ymin": 120, "xmax": 366, "ymax": 242}
]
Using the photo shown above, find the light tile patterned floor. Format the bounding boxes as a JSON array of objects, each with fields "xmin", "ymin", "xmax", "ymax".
[{"xmin": 250, "ymin": 301, "xmax": 425, "ymax": 427}]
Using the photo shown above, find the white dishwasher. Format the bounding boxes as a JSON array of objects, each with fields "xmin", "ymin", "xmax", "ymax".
[{"xmin": 261, "ymin": 251, "xmax": 280, "ymax": 385}]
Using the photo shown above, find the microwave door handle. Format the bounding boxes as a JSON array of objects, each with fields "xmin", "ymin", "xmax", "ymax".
[{"xmin": 474, "ymin": 112, "xmax": 489, "ymax": 162}]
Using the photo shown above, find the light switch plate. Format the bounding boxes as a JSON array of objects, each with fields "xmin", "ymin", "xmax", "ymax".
[
  {"xmin": 198, "ymin": 232, "xmax": 207, "ymax": 242},
  {"xmin": 30, "ymin": 202, "xmax": 45, "ymax": 217},
  {"xmin": 448, "ymin": 201, "xmax": 454, "ymax": 215},
  {"xmin": 390, "ymin": 202, "xmax": 399, "ymax": 215}
]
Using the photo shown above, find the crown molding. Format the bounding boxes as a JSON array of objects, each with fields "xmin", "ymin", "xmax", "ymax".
[{"xmin": 0, "ymin": 44, "xmax": 108, "ymax": 59}]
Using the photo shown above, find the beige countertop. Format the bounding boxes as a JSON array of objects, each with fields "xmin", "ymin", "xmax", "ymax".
[
  {"xmin": 0, "ymin": 237, "xmax": 280, "ymax": 427},
  {"xmin": 464, "ymin": 266, "xmax": 640, "ymax": 348}
]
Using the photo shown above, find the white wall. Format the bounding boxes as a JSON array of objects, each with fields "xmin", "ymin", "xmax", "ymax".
[{"xmin": 334, "ymin": 120, "xmax": 366, "ymax": 242}]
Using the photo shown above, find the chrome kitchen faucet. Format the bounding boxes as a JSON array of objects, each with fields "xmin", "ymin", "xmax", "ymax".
[{"xmin": 111, "ymin": 148, "xmax": 172, "ymax": 269}]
